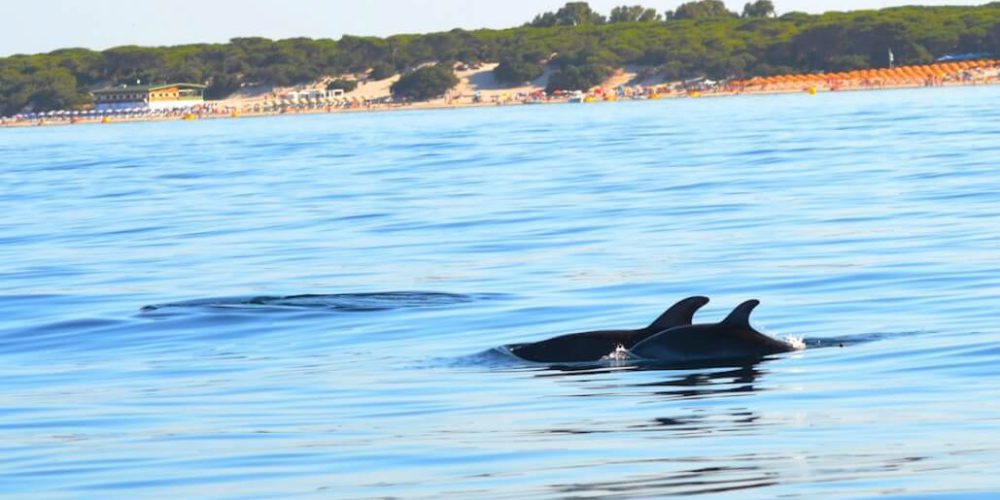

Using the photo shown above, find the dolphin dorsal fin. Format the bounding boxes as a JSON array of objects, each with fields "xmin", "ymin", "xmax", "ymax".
[
  {"xmin": 646, "ymin": 296, "xmax": 710, "ymax": 332},
  {"xmin": 721, "ymin": 300, "xmax": 760, "ymax": 328}
]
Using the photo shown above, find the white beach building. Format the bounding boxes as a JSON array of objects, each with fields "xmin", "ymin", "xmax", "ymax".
[{"xmin": 92, "ymin": 83, "xmax": 206, "ymax": 111}]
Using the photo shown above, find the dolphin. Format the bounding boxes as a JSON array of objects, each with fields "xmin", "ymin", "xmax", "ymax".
[
  {"xmin": 629, "ymin": 299, "xmax": 798, "ymax": 363},
  {"xmin": 508, "ymin": 296, "xmax": 710, "ymax": 363}
]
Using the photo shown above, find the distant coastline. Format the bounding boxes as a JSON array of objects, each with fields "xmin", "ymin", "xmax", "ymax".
[
  {"xmin": 2, "ymin": 59, "xmax": 997, "ymax": 129},
  {"xmin": 2, "ymin": 1, "xmax": 999, "ymax": 123}
]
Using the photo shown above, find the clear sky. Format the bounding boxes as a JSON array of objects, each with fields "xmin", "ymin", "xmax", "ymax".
[{"xmin": 1, "ymin": 0, "xmax": 989, "ymax": 56}]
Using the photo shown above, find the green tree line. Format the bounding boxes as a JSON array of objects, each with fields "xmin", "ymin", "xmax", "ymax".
[{"xmin": 2, "ymin": 1, "xmax": 999, "ymax": 115}]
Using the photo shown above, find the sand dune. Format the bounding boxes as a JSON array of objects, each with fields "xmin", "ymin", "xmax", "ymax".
[{"xmin": 217, "ymin": 62, "xmax": 669, "ymax": 110}]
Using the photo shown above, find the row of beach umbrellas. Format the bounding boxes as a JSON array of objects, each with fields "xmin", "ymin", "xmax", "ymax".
[
  {"xmin": 736, "ymin": 60, "xmax": 997, "ymax": 87},
  {"xmin": 10, "ymin": 107, "xmax": 209, "ymax": 120}
]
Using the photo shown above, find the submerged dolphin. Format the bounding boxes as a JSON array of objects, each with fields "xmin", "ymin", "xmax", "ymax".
[
  {"xmin": 630, "ymin": 299, "xmax": 798, "ymax": 363},
  {"xmin": 508, "ymin": 296, "xmax": 710, "ymax": 363}
]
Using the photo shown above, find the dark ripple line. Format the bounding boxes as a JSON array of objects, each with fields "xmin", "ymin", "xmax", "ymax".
[{"xmin": 140, "ymin": 291, "xmax": 505, "ymax": 313}]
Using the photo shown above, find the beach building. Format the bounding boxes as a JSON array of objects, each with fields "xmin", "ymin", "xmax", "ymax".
[{"xmin": 92, "ymin": 83, "xmax": 206, "ymax": 111}]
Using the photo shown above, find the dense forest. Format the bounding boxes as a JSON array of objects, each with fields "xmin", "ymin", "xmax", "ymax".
[{"xmin": 2, "ymin": 1, "xmax": 999, "ymax": 114}]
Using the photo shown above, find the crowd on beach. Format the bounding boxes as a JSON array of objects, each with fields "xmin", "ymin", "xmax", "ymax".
[{"xmin": 3, "ymin": 60, "xmax": 998, "ymax": 128}]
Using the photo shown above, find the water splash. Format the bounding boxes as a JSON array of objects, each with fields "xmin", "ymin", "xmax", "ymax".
[
  {"xmin": 602, "ymin": 344, "xmax": 631, "ymax": 361},
  {"xmin": 784, "ymin": 335, "xmax": 807, "ymax": 351}
]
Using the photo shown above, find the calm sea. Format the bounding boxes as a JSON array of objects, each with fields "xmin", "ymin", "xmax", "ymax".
[{"xmin": 2, "ymin": 87, "xmax": 1000, "ymax": 498}]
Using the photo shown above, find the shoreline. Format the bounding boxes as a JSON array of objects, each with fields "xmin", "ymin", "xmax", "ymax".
[{"xmin": 3, "ymin": 74, "xmax": 998, "ymax": 129}]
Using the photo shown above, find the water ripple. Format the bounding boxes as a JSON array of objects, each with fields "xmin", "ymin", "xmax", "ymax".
[{"xmin": 2, "ymin": 87, "xmax": 1000, "ymax": 497}]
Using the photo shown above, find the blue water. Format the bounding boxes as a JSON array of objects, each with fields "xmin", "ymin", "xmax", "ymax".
[{"xmin": 3, "ymin": 86, "xmax": 1000, "ymax": 498}]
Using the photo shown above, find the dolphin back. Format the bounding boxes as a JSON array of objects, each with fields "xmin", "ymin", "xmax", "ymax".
[
  {"xmin": 631, "ymin": 299, "xmax": 795, "ymax": 362},
  {"xmin": 508, "ymin": 296, "xmax": 710, "ymax": 363}
]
